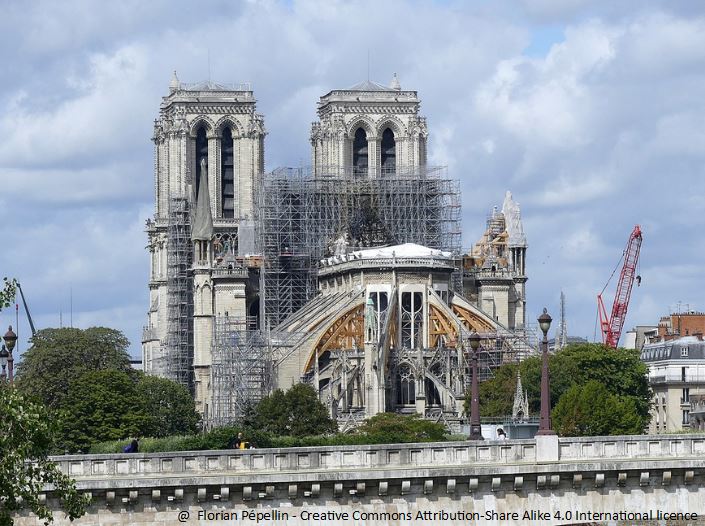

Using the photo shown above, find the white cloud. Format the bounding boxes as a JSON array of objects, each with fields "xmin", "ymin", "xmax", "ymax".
[{"xmin": 2, "ymin": 1, "xmax": 705, "ymax": 355}]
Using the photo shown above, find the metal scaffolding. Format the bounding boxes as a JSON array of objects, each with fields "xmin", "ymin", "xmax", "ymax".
[
  {"xmin": 257, "ymin": 166, "xmax": 462, "ymax": 328},
  {"xmin": 163, "ymin": 197, "xmax": 194, "ymax": 392},
  {"xmin": 209, "ymin": 316, "xmax": 269, "ymax": 428}
]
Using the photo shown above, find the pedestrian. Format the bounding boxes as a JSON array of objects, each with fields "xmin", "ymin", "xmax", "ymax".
[
  {"xmin": 123, "ymin": 438, "xmax": 139, "ymax": 453},
  {"xmin": 229, "ymin": 432, "xmax": 244, "ymax": 450},
  {"xmin": 496, "ymin": 428, "xmax": 507, "ymax": 440}
]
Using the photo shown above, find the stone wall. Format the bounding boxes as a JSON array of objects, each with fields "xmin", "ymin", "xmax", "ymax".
[{"xmin": 14, "ymin": 435, "xmax": 705, "ymax": 525}]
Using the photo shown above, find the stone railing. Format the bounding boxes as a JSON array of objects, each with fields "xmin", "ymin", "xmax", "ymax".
[
  {"xmin": 55, "ymin": 440, "xmax": 536, "ymax": 481},
  {"xmin": 319, "ymin": 256, "xmax": 455, "ymax": 276},
  {"xmin": 211, "ymin": 267, "xmax": 249, "ymax": 279},
  {"xmin": 54, "ymin": 434, "xmax": 705, "ymax": 482},
  {"xmin": 29, "ymin": 434, "xmax": 705, "ymax": 522}
]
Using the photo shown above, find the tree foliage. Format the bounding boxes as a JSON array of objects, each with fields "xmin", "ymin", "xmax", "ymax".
[
  {"xmin": 58, "ymin": 370, "xmax": 149, "ymax": 453},
  {"xmin": 136, "ymin": 374, "xmax": 200, "ymax": 438},
  {"xmin": 552, "ymin": 380, "xmax": 644, "ymax": 436},
  {"xmin": 0, "ymin": 386, "xmax": 89, "ymax": 525},
  {"xmin": 473, "ymin": 342, "xmax": 651, "ymax": 435},
  {"xmin": 355, "ymin": 413, "xmax": 448, "ymax": 443},
  {"xmin": 0, "ymin": 278, "xmax": 17, "ymax": 311},
  {"xmin": 255, "ymin": 384, "xmax": 337, "ymax": 437},
  {"xmin": 15, "ymin": 327, "xmax": 132, "ymax": 410}
]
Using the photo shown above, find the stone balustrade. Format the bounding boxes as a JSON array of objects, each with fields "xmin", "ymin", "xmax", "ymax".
[
  {"xmin": 54, "ymin": 434, "xmax": 705, "ymax": 482},
  {"xmin": 17, "ymin": 434, "xmax": 705, "ymax": 525}
]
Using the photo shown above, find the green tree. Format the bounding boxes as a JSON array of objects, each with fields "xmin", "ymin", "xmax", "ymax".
[
  {"xmin": 58, "ymin": 370, "xmax": 149, "ymax": 453},
  {"xmin": 15, "ymin": 327, "xmax": 132, "ymax": 410},
  {"xmin": 255, "ymin": 384, "xmax": 337, "ymax": 437},
  {"xmin": 0, "ymin": 385, "xmax": 89, "ymax": 525},
  {"xmin": 136, "ymin": 374, "xmax": 200, "ymax": 438},
  {"xmin": 0, "ymin": 278, "xmax": 17, "ymax": 310},
  {"xmin": 472, "ymin": 342, "xmax": 651, "ymax": 435},
  {"xmin": 552, "ymin": 380, "xmax": 644, "ymax": 436},
  {"xmin": 355, "ymin": 413, "xmax": 448, "ymax": 443}
]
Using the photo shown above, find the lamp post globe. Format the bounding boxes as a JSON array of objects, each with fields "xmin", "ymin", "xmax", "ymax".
[
  {"xmin": 3, "ymin": 325, "xmax": 17, "ymax": 353},
  {"xmin": 468, "ymin": 331, "xmax": 484, "ymax": 440},
  {"xmin": 536, "ymin": 308, "xmax": 555, "ymax": 435}
]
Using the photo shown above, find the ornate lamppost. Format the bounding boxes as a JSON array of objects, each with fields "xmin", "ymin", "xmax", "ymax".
[
  {"xmin": 1, "ymin": 325, "xmax": 17, "ymax": 384},
  {"xmin": 0, "ymin": 345, "xmax": 8, "ymax": 383},
  {"xmin": 536, "ymin": 309, "xmax": 555, "ymax": 435},
  {"xmin": 468, "ymin": 330, "xmax": 484, "ymax": 440}
]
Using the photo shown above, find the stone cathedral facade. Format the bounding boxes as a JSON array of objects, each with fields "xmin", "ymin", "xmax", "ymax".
[{"xmin": 143, "ymin": 73, "xmax": 530, "ymax": 424}]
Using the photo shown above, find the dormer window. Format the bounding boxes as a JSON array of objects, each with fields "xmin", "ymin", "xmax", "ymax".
[{"xmin": 681, "ymin": 347, "xmax": 689, "ymax": 357}]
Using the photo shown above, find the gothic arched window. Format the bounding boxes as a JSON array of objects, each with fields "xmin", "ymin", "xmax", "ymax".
[
  {"xmin": 396, "ymin": 363, "xmax": 415, "ymax": 406},
  {"xmin": 353, "ymin": 127, "xmax": 368, "ymax": 176},
  {"xmin": 221, "ymin": 127, "xmax": 235, "ymax": 218},
  {"xmin": 195, "ymin": 126, "xmax": 208, "ymax": 197},
  {"xmin": 381, "ymin": 127, "xmax": 396, "ymax": 174}
]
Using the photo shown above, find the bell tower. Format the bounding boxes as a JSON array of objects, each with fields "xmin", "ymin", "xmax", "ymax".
[
  {"xmin": 310, "ymin": 74, "xmax": 428, "ymax": 177},
  {"xmin": 143, "ymin": 73, "xmax": 266, "ymax": 416}
]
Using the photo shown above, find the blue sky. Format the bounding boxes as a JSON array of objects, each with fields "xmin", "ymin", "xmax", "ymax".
[{"xmin": 1, "ymin": 0, "xmax": 705, "ymax": 357}]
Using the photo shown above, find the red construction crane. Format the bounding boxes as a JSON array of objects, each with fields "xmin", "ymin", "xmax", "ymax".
[{"xmin": 597, "ymin": 225, "xmax": 643, "ymax": 348}]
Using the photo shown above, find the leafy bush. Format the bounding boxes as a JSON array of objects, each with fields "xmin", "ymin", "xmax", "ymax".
[
  {"xmin": 87, "ymin": 413, "xmax": 451, "ymax": 453},
  {"xmin": 255, "ymin": 384, "xmax": 337, "ymax": 437},
  {"xmin": 355, "ymin": 413, "xmax": 448, "ymax": 443}
]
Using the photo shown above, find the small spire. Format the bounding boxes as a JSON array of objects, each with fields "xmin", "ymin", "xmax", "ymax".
[
  {"xmin": 390, "ymin": 72, "xmax": 401, "ymax": 90},
  {"xmin": 169, "ymin": 70, "xmax": 180, "ymax": 92}
]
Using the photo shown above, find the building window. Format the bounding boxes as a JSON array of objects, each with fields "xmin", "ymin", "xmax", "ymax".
[
  {"xmin": 682, "ymin": 366, "xmax": 687, "ymax": 382},
  {"xmin": 353, "ymin": 127, "xmax": 368, "ymax": 176},
  {"xmin": 396, "ymin": 363, "xmax": 415, "ymax": 405},
  {"xmin": 683, "ymin": 387, "xmax": 690, "ymax": 404},
  {"xmin": 683, "ymin": 410, "xmax": 690, "ymax": 425},
  {"xmin": 381, "ymin": 128, "xmax": 396, "ymax": 174},
  {"xmin": 195, "ymin": 126, "xmax": 208, "ymax": 197},
  {"xmin": 221, "ymin": 127, "xmax": 235, "ymax": 218},
  {"xmin": 681, "ymin": 346, "xmax": 689, "ymax": 357},
  {"xmin": 369, "ymin": 291, "xmax": 389, "ymax": 338},
  {"xmin": 401, "ymin": 291, "xmax": 423, "ymax": 349}
]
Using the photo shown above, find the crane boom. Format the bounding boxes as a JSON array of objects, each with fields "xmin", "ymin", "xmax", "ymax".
[
  {"xmin": 598, "ymin": 225, "xmax": 642, "ymax": 348},
  {"xmin": 16, "ymin": 282, "xmax": 36, "ymax": 337}
]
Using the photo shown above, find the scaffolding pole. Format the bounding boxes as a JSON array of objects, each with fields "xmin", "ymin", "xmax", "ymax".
[
  {"xmin": 209, "ymin": 316, "xmax": 269, "ymax": 428},
  {"xmin": 163, "ymin": 197, "xmax": 194, "ymax": 392},
  {"xmin": 257, "ymin": 166, "xmax": 462, "ymax": 328}
]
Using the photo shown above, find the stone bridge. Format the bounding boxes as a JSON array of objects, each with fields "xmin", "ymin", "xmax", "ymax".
[{"xmin": 14, "ymin": 434, "xmax": 705, "ymax": 525}]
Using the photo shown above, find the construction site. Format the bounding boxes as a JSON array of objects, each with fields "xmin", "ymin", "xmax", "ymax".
[{"xmin": 144, "ymin": 76, "xmax": 538, "ymax": 429}]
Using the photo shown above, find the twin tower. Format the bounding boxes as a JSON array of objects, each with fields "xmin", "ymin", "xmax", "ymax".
[{"xmin": 143, "ymin": 73, "xmax": 527, "ymax": 426}]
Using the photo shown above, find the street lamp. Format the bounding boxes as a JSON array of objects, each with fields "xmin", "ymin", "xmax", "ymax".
[
  {"xmin": 2, "ymin": 325, "xmax": 17, "ymax": 384},
  {"xmin": 0, "ymin": 345, "xmax": 8, "ymax": 383},
  {"xmin": 468, "ymin": 330, "xmax": 484, "ymax": 440},
  {"xmin": 536, "ymin": 308, "xmax": 555, "ymax": 435}
]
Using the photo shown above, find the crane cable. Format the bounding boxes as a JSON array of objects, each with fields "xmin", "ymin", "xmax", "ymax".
[{"xmin": 600, "ymin": 248, "xmax": 626, "ymax": 296}]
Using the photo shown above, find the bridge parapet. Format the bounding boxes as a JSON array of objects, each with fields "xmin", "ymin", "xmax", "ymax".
[
  {"xmin": 53, "ymin": 434, "xmax": 705, "ymax": 480},
  {"xmin": 12, "ymin": 435, "xmax": 705, "ymax": 525}
]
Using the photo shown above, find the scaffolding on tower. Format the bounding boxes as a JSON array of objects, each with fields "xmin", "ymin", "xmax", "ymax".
[
  {"xmin": 162, "ymin": 197, "xmax": 194, "ymax": 391},
  {"xmin": 257, "ymin": 165, "xmax": 463, "ymax": 329}
]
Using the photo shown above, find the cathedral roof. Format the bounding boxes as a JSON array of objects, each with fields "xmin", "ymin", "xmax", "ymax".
[{"xmin": 347, "ymin": 80, "xmax": 397, "ymax": 92}]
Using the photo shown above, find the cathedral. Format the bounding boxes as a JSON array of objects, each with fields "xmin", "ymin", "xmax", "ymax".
[{"xmin": 143, "ymin": 73, "xmax": 531, "ymax": 428}]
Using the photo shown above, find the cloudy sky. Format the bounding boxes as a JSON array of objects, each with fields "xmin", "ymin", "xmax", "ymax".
[{"xmin": 1, "ymin": 0, "xmax": 704, "ymax": 358}]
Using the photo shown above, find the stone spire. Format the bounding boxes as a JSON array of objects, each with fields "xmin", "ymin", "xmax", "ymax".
[
  {"xmin": 502, "ymin": 190, "xmax": 527, "ymax": 248},
  {"xmin": 512, "ymin": 370, "xmax": 529, "ymax": 422},
  {"xmin": 390, "ymin": 72, "xmax": 401, "ymax": 90},
  {"xmin": 191, "ymin": 158, "xmax": 213, "ymax": 241},
  {"xmin": 169, "ymin": 70, "xmax": 181, "ymax": 92}
]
